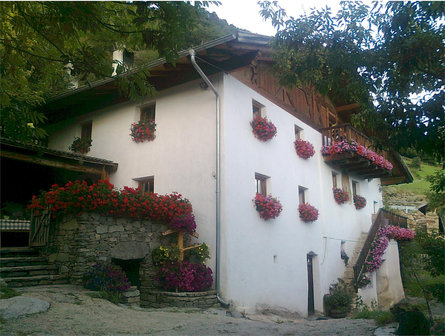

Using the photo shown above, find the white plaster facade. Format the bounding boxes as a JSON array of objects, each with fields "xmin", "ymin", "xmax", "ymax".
[{"xmin": 49, "ymin": 71, "xmax": 392, "ymax": 316}]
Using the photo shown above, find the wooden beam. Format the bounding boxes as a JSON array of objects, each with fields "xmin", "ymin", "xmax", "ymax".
[
  {"xmin": 336, "ymin": 103, "xmax": 360, "ymax": 112},
  {"xmin": 1, "ymin": 150, "xmax": 104, "ymax": 175}
]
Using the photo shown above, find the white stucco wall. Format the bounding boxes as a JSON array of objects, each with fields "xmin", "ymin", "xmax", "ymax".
[
  {"xmin": 48, "ymin": 77, "xmax": 222, "ymax": 274},
  {"xmin": 48, "ymin": 71, "xmax": 385, "ymax": 316},
  {"xmin": 376, "ymin": 240, "xmax": 405, "ymax": 309},
  {"xmin": 220, "ymin": 74, "xmax": 383, "ymax": 315}
]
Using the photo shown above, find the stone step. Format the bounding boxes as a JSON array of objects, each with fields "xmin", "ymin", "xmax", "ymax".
[
  {"xmin": 3, "ymin": 274, "xmax": 69, "ymax": 287},
  {"xmin": 0, "ymin": 256, "xmax": 48, "ymax": 267},
  {"xmin": 0, "ymin": 265, "xmax": 59, "ymax": 278},
  {"xmin": 0, "ymin": 247, "xmax": 38, "ymax": 258}
]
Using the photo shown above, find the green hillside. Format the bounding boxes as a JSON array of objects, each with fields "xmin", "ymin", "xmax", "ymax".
[{"xmin": 391, "ymin": 157, "xmax": 442, "ymax": 195}]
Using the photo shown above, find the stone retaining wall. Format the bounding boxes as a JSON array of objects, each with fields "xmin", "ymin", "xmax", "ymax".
[
  {"xmin": 47, "ymin": 213, "xmax": 169, "ymax": 288},
  {"xmin": 140, "ymin": 289, "xmax": 218, "ymax": 308}
]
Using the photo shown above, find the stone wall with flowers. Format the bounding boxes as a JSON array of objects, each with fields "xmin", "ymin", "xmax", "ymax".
[{"xmin": 47, "ymin": 213, "xmax": 169, "ymax": 292}]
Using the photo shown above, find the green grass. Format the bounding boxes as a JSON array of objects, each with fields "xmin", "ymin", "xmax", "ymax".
[
  {"xmin": 352, "ymin": 310, "xmax": 394, "ymax": 325},
  {"xmin": 392, "ymin": 157, "xmax": 442, "ymax": 195},
  {"xmin": 0, "ymin": 284, "xmax": 21, "ymax": 299}
]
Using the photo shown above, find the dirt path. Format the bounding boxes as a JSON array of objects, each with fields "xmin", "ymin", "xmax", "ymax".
[{"xmin": 1, "ymin": 285, "xmax": 378, "ymax": 336}]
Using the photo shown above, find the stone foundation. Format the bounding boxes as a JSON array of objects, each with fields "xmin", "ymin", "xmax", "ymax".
[
  {"xmin": 140, "ymin": 289, "xmax": 218, "ymax": 308},
  {"xmin": 120, "ymin": 286, "xmax": 140, "ymax": 306}
]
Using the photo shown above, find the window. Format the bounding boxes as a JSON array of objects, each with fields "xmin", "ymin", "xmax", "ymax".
[
  {"xmin": 81, "ymin": 121, "xmax": 92, "ymax": 141},
  {"xmin": 352, "ymin": 181, "xmax": 358, "ymax": 197},
  {"xmin": 332, "ymin": 172, "xmax": 338, "ymax": 188},
  {"xmin": 255, "ymin": 173, "xmax": 269, "ymax": 196},
  {"xmin": 134, "ymin": 176, "xmax": 154, "ymax": 194},
  {"xmin": 140, "ymin": 104, "xmax": 156, "ymax": 123},
  {"xmin": 295, "ymin": 125, "xmax": 303, "ymax": 140},
  {"xmin": 252, "ymin": 100, "xmax": 264, "ymax": 118},
  {"xmin": 298, "ymin": 186, "xmax": 308, "ymax": 204}
]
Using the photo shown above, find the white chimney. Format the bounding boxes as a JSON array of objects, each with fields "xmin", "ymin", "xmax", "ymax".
[
  {"xmin": 112, "ymin": 49, "xmax": 124, "ymax": 76},
  {"xmin": 64, "ymin": 62, "xmax": 79, "ymax": 89}
]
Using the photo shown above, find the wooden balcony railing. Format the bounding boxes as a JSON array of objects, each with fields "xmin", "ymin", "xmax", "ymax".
[
  {"xmin": 320, "ymin": 124, "xmax": 391, "ymax": 179},
  {"xmin": 353, "ymin": 208, "xmax": 408, "ymax": 290}
]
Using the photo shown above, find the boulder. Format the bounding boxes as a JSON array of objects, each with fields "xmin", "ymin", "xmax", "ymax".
[{"xmin": 0, "ymin": 296, "xmax": 50, "ymax": 319}]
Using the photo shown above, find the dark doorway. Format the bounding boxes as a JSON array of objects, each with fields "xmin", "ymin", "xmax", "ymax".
[
  {"xmin": 112, "ymin": 258, "xmax": 141, "ymax": 289},
  {"xmin": 307, "ymin": 253, "xmax": 315, "ymax": 315}
]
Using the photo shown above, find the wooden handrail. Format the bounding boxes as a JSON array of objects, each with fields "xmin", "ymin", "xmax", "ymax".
[
  {"xmin": 353, "ymin": 208, "xmax": 408, "ymax": 290},
  {"xmin": 321, "ymin": 124, "xmax": 388, "ymax": 160}
]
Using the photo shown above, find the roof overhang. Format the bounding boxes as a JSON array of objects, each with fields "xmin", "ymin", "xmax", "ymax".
[{"xmin": 0, "ymin": 138, "xmax": 118, "ymax": 178}]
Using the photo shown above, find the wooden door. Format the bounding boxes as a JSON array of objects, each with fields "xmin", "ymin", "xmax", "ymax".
[
  {"xmin": 29, "ymin": 210, "xmax": 51, "ymax": 247},
  {"xmin": 307, "ymin": 254, "xmax": 315, "ymax": 315}
]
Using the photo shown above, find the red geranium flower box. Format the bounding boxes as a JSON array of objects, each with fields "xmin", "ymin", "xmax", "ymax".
[
  {"xmin": 294, "ymin": 139, "xmax": 315, "ymax": 159},
  {"xmin": 130, "ymin": 120, "xmax": 156, "ymax": 143},
  {"xmin": 353, "ymin": 195, "xmax": 367, "ymax": 210},
  {"xmin": 298, "ymin": 203, "xmax": 319, "ymax": 222},
  {"xmin": 250, "ymin": 116, "xmax": 277, "ymax": 141},
  {"xmin": 333, "ymin": 188, "xmax": 349, "ymax": 204},
  {"xmin": 253, "ymin": 193, "xmax": 282, "ymax": 220}
]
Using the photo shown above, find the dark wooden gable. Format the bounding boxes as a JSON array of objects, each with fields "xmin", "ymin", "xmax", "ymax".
[{"xmin": 230, "ymin": 59, "xmax": 338, "ymax": 130}]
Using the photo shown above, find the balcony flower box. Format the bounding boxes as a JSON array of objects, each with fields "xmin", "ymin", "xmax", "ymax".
[
  {"xmin": 294, "ymin": 139, "xmax": 315, "ymax": 159},
  {"xmin": 69, "ymin": 137, "xmax": 92, "ymax": 154},
  {"xmin": 253, "ymin": 193, "xmax": 282, "ymax": 220},
  {"xmin": 250, "ymin": 116, "xmax": 277, "ymax": 141},
  {"xmin": 333, "ymin": 188, "xmax": 349, "ymax": 204},
  {"xmin": 321, "ymin": 140, "xmax": 393, "ymax": 172},
  {"xmin": 353, "ymin": 195, "xmax": 366, "ymax": 210},
  {"xmin": 130, "ymin": 120, "xmax": 156, "ymax": 143},
  {"xmin": 298, "ymin": 203, "xmax": 319, "ymax": 222}
]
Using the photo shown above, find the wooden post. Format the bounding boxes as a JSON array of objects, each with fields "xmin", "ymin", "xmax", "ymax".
[{"xmin": 178, "ymin": 231, "xmax": 184, "ymax": 261}]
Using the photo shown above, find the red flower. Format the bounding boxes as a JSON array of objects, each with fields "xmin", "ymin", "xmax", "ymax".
[
  {"xmin": 353, "ymin": 195, "xmax": 367, "ymax": 210},
  {"xmin": 250, "ymin": 116, "xmax": 277, "ymax": 141},
  {"xmin": 294, "ymin": 139, "xmax": 315, "ymax": 159},
  {"xmin": 333, "ymin": 188, "xmax": 349, "ymax": 204},
  {"xmin": 253, "ymin": 193, "xmax": 282, "ymax": 220},
  {"xmin": 130, "ymin": 120, "xmax": 156, "ymax": 143},
  {"xmin": 298, "ymin": 203, "xmax": 319, "ymax": 222}
]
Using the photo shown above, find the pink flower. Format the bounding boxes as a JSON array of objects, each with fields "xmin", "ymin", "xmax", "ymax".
[{"xmin": 294, "ymin": 139, "xmax": 315, "ymax": 159}]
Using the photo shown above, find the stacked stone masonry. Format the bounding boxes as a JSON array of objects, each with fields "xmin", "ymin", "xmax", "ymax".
[{"xmin": 140, "ymin": 289, "xmax": 218, "ymax": 308}]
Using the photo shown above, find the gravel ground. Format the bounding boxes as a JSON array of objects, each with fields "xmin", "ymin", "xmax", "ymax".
[{"xmin": 0, "ymin": 285, "xmax": 379, "ymax": 336}]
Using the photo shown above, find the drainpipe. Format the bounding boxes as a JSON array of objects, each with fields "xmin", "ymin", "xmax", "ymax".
[{"xmin": 189, "ymin": 49, "xmax": 229, "ymax": 308}]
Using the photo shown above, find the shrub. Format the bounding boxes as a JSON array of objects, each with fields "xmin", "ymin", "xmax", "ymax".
[
  {"xmin": 324, "ymin": 279, "xmax": 353, "ymax": 315},
  {"xmin": 424, "ymin": 275, "xmax": 445, "ymax": 304},
  {"xmin": 157, "ymin": 261, "xmax": 213, "ymax": 292},
  {"xmin": 353, "ymin": 310, "xmax": 394, "ymax": 326},
  {"xmin": 410, "ymin": 157, "xmax": 422, "ymax": 170},
  {"xmin": 83, "ymin": 263, "xmax": 130, "ymax": 293},
  {"xmin": 184, "ymin": 243, "xmax": 210, "ymax": 264},
  {"xmin": 152, "ymin": 245, "xmax": 180, "ymax": 266}
]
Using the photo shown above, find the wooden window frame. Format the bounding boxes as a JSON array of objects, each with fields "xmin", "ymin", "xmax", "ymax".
[
  {"xmin": 295, "ymin": 125, "xmax": 303, "ymax": 140},
  {"xmin": 252, "ymin": 100, "xmax": 264, "ymax": 119},
  {"xmin": 255, "ymin": 172, "xmax": 269, "ymax": 196},
  {"xmin": 332, "ymin": 172, "xmax": 338, "ymax": 188},
  {"xmin": 352, "ymin": 181, "xmax": 358, "ymax": 197},
  {"xmin": 133, "ymin": 176, "xmax": 154, "ymax": 194},
  {"xmin": 298, "ymin": 185, "xmax": 308, "ymax": 205},
  {"xmin": 81, "ymin": 121, "xmax": 92, "ymax": 141},
  {"xmin": 140, "ymin": 104, "xmax": 156, "ymax": 123}
]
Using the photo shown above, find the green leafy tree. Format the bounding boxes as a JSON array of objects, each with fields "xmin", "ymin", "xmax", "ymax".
[
  {"xmin": 0, "ymin": 1, "xmax": 234, "ymax": 142},
  {"xmin": 259, "ymin": 1, "xmax": 444, "ymax": 161}
]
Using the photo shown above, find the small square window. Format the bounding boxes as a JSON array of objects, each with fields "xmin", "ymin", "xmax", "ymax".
[
  {"xmin": 332, "ymin": 172, "xmax": 338, "ymax": 188},
  {"xmin": 252, "ymin": 100, "xmax": 264, "ymax": 119},
  {"xmin": 81, "ymin": 121, "xmax": 92, "ymax": 141},
  {"xmin": 295, "ymin": 125, "xmax": 303, "ymax": 140},
  {"xmin": 140, "ymin": 104, "xmax": 156, "ymax": 123},
  {"xmin": 133, "ymin": 176, "xmax": 154, "ymax": 194},
  {"xmin": 255, "ymin": 173, "xmax": 269, "ymax": 196},
  {"xmin": 298, "ymin": 186, "xmax": 308, "ymax": 204}
]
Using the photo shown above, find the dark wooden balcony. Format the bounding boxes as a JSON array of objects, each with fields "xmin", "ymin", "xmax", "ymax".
[{"xmin": 321, "ymin": 124, "xmax": 392, "ymax": 179}]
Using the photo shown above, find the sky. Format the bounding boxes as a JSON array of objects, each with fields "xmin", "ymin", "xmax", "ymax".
[{"xmin": 207, "ymin": 0, "xmax": 343, "ymax": 36}]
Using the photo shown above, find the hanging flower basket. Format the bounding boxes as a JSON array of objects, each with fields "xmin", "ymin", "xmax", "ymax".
[
  {"xmin": 294, "ymin": 139, "xmax": 315, "ymax": 159},
  {"xmin": 69, "ymin": 137, "xmax": 92, "ymax": 154},
  {"xmin": 298, "ymin": 203, "xmax": 319, "ymax": 222},
  {"xmin": 333, "ymin": 188, "xmax": 349, "ymax": 204},
  {"xmin": 250, "ymin": 116, "xmax": 277, "ymax": 141},
  {"xmin": 130, "ymin": 120, "xmax": 156, "ymax": 143},
  {"xmin": 386, "ymin": 226, "xmax": 415, "ymax": 241},
  {"xmin": 353, "ymin": 195, "xmax": 367, "ymax": 209},
  {"xmin": 253, "ymin": 193, "xmax": 282, "ymax": 220}
]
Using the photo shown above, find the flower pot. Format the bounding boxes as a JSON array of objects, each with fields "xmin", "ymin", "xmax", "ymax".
[{"xmin": 328, "ymin": 309, "xmax": 348, "ymax": 318}]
